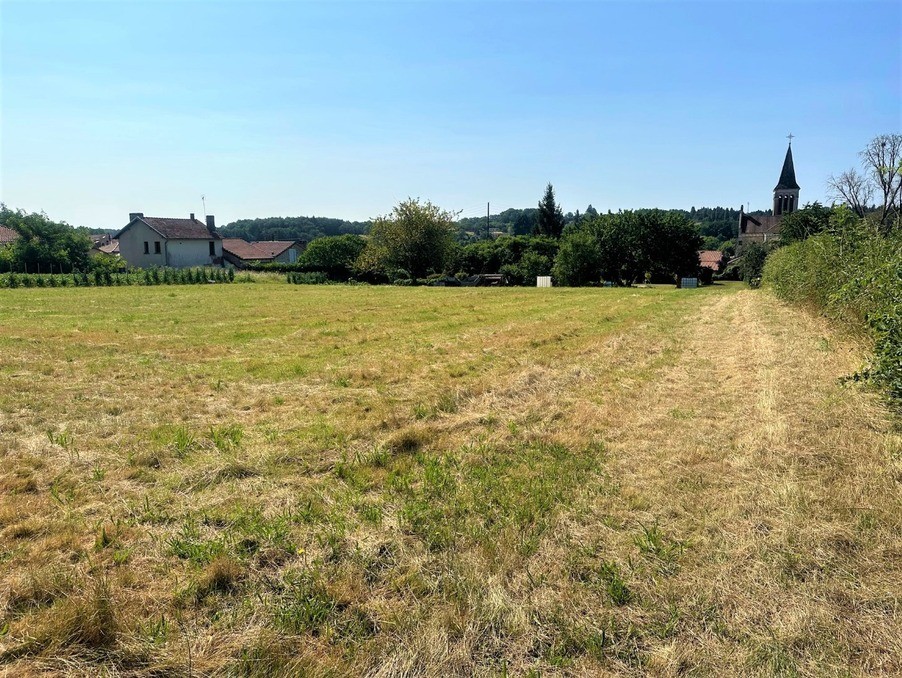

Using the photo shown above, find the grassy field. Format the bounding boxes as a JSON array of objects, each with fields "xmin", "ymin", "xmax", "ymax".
[{"xmin": 0, "ymin": 281, "xmax": 899, "ymax": 676}]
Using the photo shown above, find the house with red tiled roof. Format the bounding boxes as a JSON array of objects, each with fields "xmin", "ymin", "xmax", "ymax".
[
  {"xmin": 697, "ymin": 249, "xmax": 726, "ymax": 284},
  {"xmin": 698, "ymin": 250, "xmax": 726, "ymax": 272},
  {"xmin": 252, "ymin": 240, "xmax": 304, "ymax": 262},
  {"xmin": 0, "ymin": 225, "xmax": 20, "ymax": 246},
  {"xmin": 113, "ymin": 212, "xmax": 223, "ymax": 268},
  {"xmin": 222, "ymin": 238, "xmax": 305, "ymax": 268},
  {"xmin": 222, "ymin": 239, "xmax": 268, "ymax": 267}
]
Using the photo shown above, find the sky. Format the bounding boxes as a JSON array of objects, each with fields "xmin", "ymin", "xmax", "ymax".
[{"xmin": 1, "ymin": 0, "xmax": 900, "ymax": 230}]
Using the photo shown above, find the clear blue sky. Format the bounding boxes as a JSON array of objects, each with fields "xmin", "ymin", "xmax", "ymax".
[{"xmin": 2, "ymin": 1, "xmax": 900, "ymax": 229}]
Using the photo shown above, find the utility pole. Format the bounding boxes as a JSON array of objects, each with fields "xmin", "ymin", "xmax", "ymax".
[{"xmin": 486, "ymin": 202, "xmax": 490, "ymax": 240}]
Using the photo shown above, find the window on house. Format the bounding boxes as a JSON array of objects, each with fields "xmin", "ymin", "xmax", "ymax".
[
  {"xmin": 209, "ymin": 241, "xmax": 215, "ymax": 256},
  {"xmin": 143, "ymin": 241, "xmax": 149, "ymax": 254},
  {"xmin": 154, "ymin": 241, "xmax": 161, "ymax": 254}
]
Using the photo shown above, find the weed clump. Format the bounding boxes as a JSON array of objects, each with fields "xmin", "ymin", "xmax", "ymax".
[
  {"xmin": 18, "ymin": 571, "xmax": 120, "ymax": 654},
  {"xmin": 273, "ymin": 569, "xmax": 377, "ymax": 644},
  {"xmin": 598, "ymin": 561, "xmax": 632, "ymax": 606},
  {"xmin": 194, "ymin": 555, "xmax": 243, "ymax": 599},
  {"xmin": 384, "ymin": 426, "xmax": 428, "ymax": 455},
  {"xmin": 167, "ymin": 521, "xmax": 226, "ymax": 564},
  {"xmin": 214, "ymin": 461, "xmax": 259, "ymax": 482},
  {"xmin": 634, "ymin": 523, "xmax": 684, "ymax": 574},
  {"xmin": 5, "ymin": 568, "xmax": 72, "ymax": 614},
  {"xmin": 68, "ymin": 573, "xmax": 118, "ymax": 649},
  {"xmin": 274, "ymin": 571, "xmax": 336, "ymax": 634},
  {"xmin": 209, "ymin": 423, "xmax": 244, "ymax": 451}
]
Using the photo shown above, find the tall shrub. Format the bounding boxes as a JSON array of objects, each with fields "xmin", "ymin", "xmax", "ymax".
[
  {"xmin": 762, "ymin": 206, "xmax": 901, "ymax": 407},
  {"xmin": 357, "ymin": 199, "xmax": 457, "ymax": 280}
]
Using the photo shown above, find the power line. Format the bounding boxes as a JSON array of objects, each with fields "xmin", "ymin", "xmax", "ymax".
[{"xmin": 455, "ymin": 204, "xmax": 488, "ymax": 218}]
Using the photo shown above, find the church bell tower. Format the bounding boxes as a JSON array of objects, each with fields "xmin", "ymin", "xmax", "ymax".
[{"xmin": 773, "ymin": 137, "xmax": 800, "ymax": 216}]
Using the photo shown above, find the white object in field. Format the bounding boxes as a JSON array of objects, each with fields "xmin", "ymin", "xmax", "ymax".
[{"xmin": 537, "ymin": 276, "xmax": 552, "ymax": 288}]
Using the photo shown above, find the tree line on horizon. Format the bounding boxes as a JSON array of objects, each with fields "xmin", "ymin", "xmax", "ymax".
[
  {"xmin": 0, "ymin": 192, "xmax": 765, "ymax": 284},
  {"xmin": 252, "ymin": 191, "xmax": 705, "ymax": 288},
  {"xmin": 218, "ymin": 197, "xmax": 746, "ymax": 253},
  {"xmin": 5, "ymin": 131, "xmax": 896, "ymax": 285},
  {"xmin": 237, "ymin": 184, "xmax": 726, "ymax": 286},
  {"xmin": 14, "ymin": 186, "xmax": 750, "ymax": 258},
  {"xmin": 220, "ymin": 215, "xmax": 370, "ymax": 243}
]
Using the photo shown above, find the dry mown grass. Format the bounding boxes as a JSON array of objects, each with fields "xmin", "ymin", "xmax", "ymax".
[{"xmin": 0, "ymin": 282, "xmax": 898, "ymax": 676}]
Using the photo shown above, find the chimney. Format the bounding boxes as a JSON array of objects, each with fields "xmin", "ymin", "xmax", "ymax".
[
  {"xmin": 129, "ymin": 212, "xmax": 144, "ymax": 221},
  {"xmin": 206, "ymin": 215, "xmax": 215, "ymax": 231},
  {"xmin": 190, "ymin": 212, "xmax": 195, "ymax": 221}
]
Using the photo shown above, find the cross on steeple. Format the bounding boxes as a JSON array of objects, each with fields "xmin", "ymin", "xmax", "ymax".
[{"xmin": 787, "ymin": 132, "xmax": 794, "ymax": 145}]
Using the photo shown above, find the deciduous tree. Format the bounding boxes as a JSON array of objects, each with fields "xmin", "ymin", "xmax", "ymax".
[
  {"xmin": 552, "ymin": 229, "xmax": 603, "ymax": 286},
  {"xmin": 553, "ymin": 210, "xmax": 701, "ymax": 286},
  {"xmin": 356, "ymin": 199, "xmax": 458, "ymax": 280},
  {"xmin": 300, "ymin": 234, "xmax": 366, "ymax": 279},
  {"xmin": 862, "ymin": 133, "xmax": 902, "ymax": 228},
  {"xmin": 827, "ymin": 169, "xmax": 872, "ymax": 218},
  {"xmin": 778, "ymin": 202, "xmax": 832, "ymax": 245},
  {"xmin": 739, "ymin": 242, "xmax": 772, "ymax": 287},
  {"xmin": 829, "ymin": 133, "xmax": 902, "ymax": 230},
  {"xmin": 0, "ymin": 204, "xmax": 91, "ymax": 273}
]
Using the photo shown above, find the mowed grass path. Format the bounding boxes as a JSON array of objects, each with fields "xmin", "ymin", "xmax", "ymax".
[{"xmin": 0, "ymin": 283, "xmax": 899, "ymax": 676}]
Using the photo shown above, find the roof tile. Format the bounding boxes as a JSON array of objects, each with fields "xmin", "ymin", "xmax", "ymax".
[
  {"xmin": 250, "ymin": 241, "xmax": 297, "ymax": 258},
  {"xmin": 131, "ymin": 217, "xmax": 219, "ymax": 240},
  {"xmin": 222, "ymin": 239, "xmax": 274, "ymax": 261},
  {"xmin": 698, "ymin": 250, "xmax": 725, "ymax": 270}
]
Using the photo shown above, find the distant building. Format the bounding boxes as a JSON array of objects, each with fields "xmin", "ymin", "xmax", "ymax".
[
  {"xmin": 91, "ymin": 240, "xmax": 120, "ymax": 257},
  {"xmin": 113, "ymin": 213, "xmax": 223, "ymax": 268},
  {"xmin": 697, "ymin": 249, "xmax": 726, "ymax": 284},
  {"xmin": 246, "ymin": 240, "xmax": 305, "ymax": 264},
  {"xmin": 738, "ymin": 142, "xmax": 800, "ymax": 246},
  {"xmin": 698, "ymin": 250, "xmax": 726, "ymax": 272},
  {"xmin": 89, "ymin": 233, "xmax": 120, "ymax": 258},
  {"xmin": 222, "ymin": 239, "xmax": 306, "ymax": 268},
  {"xmin": 0, "ymin": 225, "xmax": 19, "ymax": 246}
]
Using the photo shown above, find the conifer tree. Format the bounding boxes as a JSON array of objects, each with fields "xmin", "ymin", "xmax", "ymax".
[{"xmin": 534, "ymin": 183, "xmax": 565, "ymax": 238}]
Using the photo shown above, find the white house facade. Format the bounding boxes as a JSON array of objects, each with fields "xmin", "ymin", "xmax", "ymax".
[{"xmin": 114, "ymin": 213, "xmax": 223, "ymax": 268}]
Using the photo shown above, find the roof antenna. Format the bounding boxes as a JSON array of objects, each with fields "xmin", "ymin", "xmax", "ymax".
[{"xmin": 201, "ymin": 194, "xmax": 207, "ymax": 216}]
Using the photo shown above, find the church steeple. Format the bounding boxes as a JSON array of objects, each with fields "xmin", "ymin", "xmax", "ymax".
[{"xmin": 773, "ymin": 137, "xmax": 800, "ymax": 215}]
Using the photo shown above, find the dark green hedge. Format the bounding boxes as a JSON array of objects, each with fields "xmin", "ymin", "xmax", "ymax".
[{"xmin": 762, "ymin": 208, "xmax": 901, "ymax": 409}]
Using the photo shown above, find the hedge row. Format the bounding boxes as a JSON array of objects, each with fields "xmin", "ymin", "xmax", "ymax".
[
  {"xmin": 0, "ymin": 267, "xmax": 235, "ymax": 288},
  {"xmin": 246, "ymin": 261, "xmax": 325, "ymax": 273},
  {"xmin": 286, "ymin": 271, "xmax": 331, "ymax": 285},
  {"xmin": 762, "ymin": 210, "xmax": 901, "ymax": 408}
]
